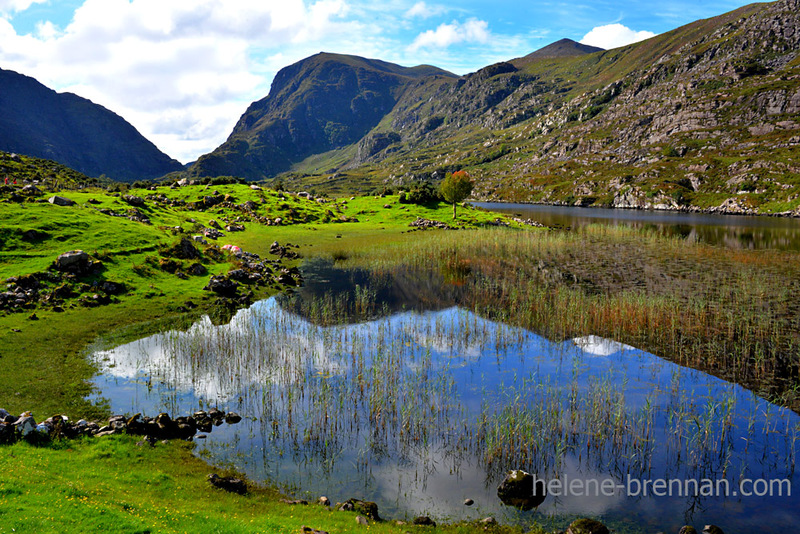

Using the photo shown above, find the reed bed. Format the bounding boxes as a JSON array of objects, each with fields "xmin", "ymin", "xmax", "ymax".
[{"xmin": 336, "ymin": 225, "xmax": 800, "ymax": 410}]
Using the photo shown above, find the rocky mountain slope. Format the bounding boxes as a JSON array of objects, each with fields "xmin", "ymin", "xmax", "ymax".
[
  {"xmin": 192, "ymin": 0, "xmax": 800, "ymax": 215},
  {"xmin": 190, "ymin": 53, "xmax": 456, "ymax": 180},
  {"xmin": 0, "ymin": 68, "xmax": 183, "ymax": 182}
]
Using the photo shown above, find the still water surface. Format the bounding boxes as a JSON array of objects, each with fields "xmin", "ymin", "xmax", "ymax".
[
  {"xmin": 475, "ymin": 202, "xmax": 800, "ymax": 250},
  {"xmin": 91, "ymin": 297, "xmax": 799, "ymax": 533}
]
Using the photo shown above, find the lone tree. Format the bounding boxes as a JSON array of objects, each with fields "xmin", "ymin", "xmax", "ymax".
[{"xmin": 440, "ymin": 170, "xmax": 474, "ymax": 219}]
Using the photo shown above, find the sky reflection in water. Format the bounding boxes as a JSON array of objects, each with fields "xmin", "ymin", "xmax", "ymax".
[{"xmin": 91, "ymin": 298, "xmax": 799, "ymax": 533}]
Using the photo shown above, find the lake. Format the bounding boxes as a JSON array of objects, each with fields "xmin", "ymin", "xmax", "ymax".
[
  {"xmin": 474, "ymin": 202, "xmax": 800, "ymax": 250},
  {"xmin": 91, "ymin": 292, "xmax": 799, "ymax": 533}
]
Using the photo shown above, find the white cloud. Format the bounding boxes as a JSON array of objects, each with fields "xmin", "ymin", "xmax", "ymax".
[
  {"xmin": 0, "ymin": 0, "xmax": 45, "ymax": 14},
  {"xmin": 407, "ymin": 18, "xmax": 490, "ymax": 52},
  {"xmin": 405, "ymin": 1, "xmax": 445, "ymax": 19},
  {"xmin": 0, "ymin": 0, "xmax": 362, "ymax": 163},
  {"xmin": 579, "ymin": 23, "xmax": 656, "ymax": 50}
]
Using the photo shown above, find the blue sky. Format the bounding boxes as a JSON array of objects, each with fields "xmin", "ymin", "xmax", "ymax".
[{"xmin": 0, "ymin": 0, "xmax": 757, "ymax": 163}]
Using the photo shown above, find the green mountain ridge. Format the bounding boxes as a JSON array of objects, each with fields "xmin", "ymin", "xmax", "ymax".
[
  {"xmin": 191, "ymin": 0, "xmax": 800, "ymax": 215},
  {"xmin": 0, "ymin": 68, "xmax": 184, "ymax": 182},
  {"xmin": 189, "ymin": 53, "xmax": 457, "ymax": 180}
]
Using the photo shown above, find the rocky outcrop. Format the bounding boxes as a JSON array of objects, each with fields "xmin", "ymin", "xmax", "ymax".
[{"xmin": 190, "ymin": 53, "xmax": 457, "ymax": 180}]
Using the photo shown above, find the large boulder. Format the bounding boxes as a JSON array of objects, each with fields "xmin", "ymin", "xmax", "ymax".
[
  {"xmin": 48, "ymin": 195, "xmax": 75, "ymax": 206},
  {"xmin": 497, "ymin": 470, "xmax": 546, "ymax": 510},
  {"xmin": 54, "ymin": 250, "xmax": 89, "ymax": 273}
]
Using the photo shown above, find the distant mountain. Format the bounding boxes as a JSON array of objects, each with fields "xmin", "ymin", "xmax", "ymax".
[
  {"xmin": 189, "ymin": 53, "xmax": 457, "ymax": 180},
  {"xmin": 512, "ymin": 38, "xmax": 604, "ymax": 66},
  {"xmin": 191, "ymin": 0, "xmax": 800, "ymax": 215},
  {"xmin": 0, "ymin": 68, "xmax": 183, "ymax": 182}
]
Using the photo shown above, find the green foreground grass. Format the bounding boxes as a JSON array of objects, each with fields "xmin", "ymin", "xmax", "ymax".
[{"xmin": 1, "ymin": 436, "xmax": 532, "ymax": 534}]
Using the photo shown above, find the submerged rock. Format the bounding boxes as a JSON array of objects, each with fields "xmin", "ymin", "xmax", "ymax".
[{"xmin": 497, "ymin": 469, "xmax": 546, "ymax": 510}]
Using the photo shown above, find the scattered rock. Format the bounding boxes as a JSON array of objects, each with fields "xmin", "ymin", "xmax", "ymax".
[
  {"xmin": 122, "ymin": 195, "xmax": 145, "ymax": 207},
  {"xmin": 20, "ymin": 184, "xmax": 41, "ymax": 196},
  {"xmin": 480, "ymin": 517, "xmax": 497, "ymax": 525},
  {"xmin": 355, "ymin": 516, "xmax": 368, "ymax": 526},
  {"xmin": 341, "ymin": 499, "xmax": 380, "ymax": 521},
  {"xmin": 412, "ymin": 516, "xmax": 436, "ymax": 527},
  {"xmin": 679, "ymin": 527, "xmax": 698, "ymax": 534},
  {"xmin": 100, "ymin": 281, "xmax": 127, "ymax": 295},
  {"xmin": 224, "ymin": 412, "xmax": 242, "ymax": 424},
  {"xmin": 281, "ymin": 499, "xmax": 309, "ymax": 505},
  {"xmin": 409, "ymin": 217, "xmax": 453, "ymax": 230},
  {"xmin": 566, "ymin": 518, "xmax": 610, "ymax": 534},
  {"xmin": 703, "ymin": 526, "xmax": 725, "ymax": 534},
  {"xmin": 187, "ymin": 263, "xmax": 207, "ymax": 276},
  {"xmin": 13, "ymin": 415, "xmax": 36, "ymax": 437},
  {"xmin": 202, "ymin": 227, "xmax": 225, "ymax": 240},
  {"xmin": 204, "ymin": 276, "xmax": 239, "ymax": 297},
  {"xmin": 208, "ymin": 473, "xmax": 247, "ymax": 495},
  {"xmin": 319, "ymin": 496, "xmax": 331, "ymax": 507},
  {"xmin": 300, "ymin": 526, "xmax": 328, "ymax": 534},
  {"xmin": 464, "ymin": 498, "xmax": 474, "ymax": 506},
  {"xmin": 277, "ymin": 272, "xmax": 297, "ymax": 286}
]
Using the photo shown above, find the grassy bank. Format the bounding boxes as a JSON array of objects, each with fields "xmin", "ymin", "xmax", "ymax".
[{"xmin": 1, "ymin": 435, "xmax": 538, "ymax": 534}]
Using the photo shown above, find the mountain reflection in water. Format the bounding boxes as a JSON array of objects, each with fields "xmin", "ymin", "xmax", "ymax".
[{"xmin": 92, "ymin": 280, "xmax": 800, "ymax": 533}]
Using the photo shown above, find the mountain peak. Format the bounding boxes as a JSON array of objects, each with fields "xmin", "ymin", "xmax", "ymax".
[{"xmin": 512, "ymin": 38, "xmax": 604, "ymax": 67}]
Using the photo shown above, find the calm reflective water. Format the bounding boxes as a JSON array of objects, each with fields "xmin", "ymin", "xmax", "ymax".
[
  {"xmin": 90, "ymin": 298, "xmax": 799, "ymax": 533},
  {"xmin": 475, "ymin": 202, "xmax": 800, "ymax": 250}
]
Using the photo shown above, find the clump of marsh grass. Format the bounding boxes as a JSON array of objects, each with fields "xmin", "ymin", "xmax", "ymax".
[{"xmin": 338, "ymin": 224, "xmax": 800, "ymax": 410}]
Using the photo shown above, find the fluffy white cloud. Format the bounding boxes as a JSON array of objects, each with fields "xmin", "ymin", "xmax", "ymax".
[
  {"xmin": 579, "ymin": 23, "xmax": 656, "ymax": 50},
  {"xmin": 0, "ymin": 0, "xmax": 45, "ymax": 14},
  {"xmin": 405, "ymin": 2, "xmax": 445, "ymax": 19},
  {"xmin": 0, "ymin": 0, "xmax": 361, "ymax": 162},
  {"xmin": 408, "ymin": 18, "xmax": 490, "ymax": 52}
]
